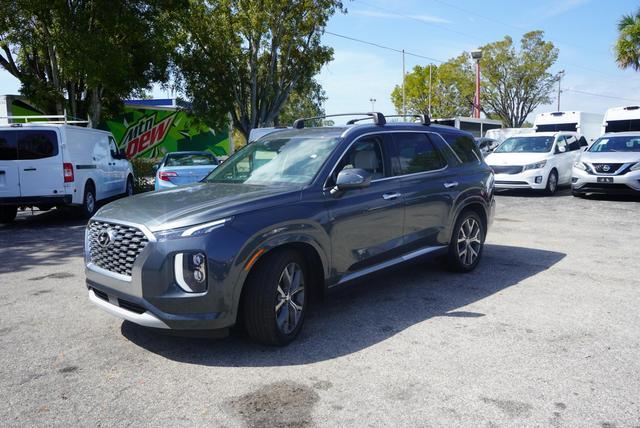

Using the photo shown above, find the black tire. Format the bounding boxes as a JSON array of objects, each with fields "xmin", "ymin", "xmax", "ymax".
[
  {"xmin": 446, "ymin": 210, "xmax": 485, "ymax": 273},
  {"xmin": 0, "ymin": 205, "xmax": 18, "ymax": 224},
  {"xmin": 79, "ymin": 182, "xmax": 97, "ymax": 219},
  {"xmin": 125, "ymin": 175, "xmax": 134, "ymax": 197},
  {"xmin": 243, "ymin": 249, "xmax": 308, "ymax": 346},
  {"xmin": 545, "ymin": 169, "xmax": 558, "ymax": 195}
]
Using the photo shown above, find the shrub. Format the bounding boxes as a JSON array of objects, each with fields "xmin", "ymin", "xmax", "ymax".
[{"xmin": 130, "ymin": 157, "xmax": 159, "ymax": 194}]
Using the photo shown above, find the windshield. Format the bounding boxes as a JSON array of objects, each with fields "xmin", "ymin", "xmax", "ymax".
[
  {"xmin": 204, "ymin": 135, "xmax": 340, "ymax": 185},
  {"xmin": 589, "ymin": 135, "xmax": 640, "ymax": 152},
  {"xmin": 494, "ymin": 136, "xmax": 554, "ymax": 153},
  {"xmin": 165, "ymin": 153, "xmax": 217, "ymax": 166}
]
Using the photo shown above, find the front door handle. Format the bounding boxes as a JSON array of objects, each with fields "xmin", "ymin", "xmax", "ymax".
[
  {"xmin": 382, "ymin": 192, "xmax": 402, "ymax": 200},
  {"xmin": 444, "ymin": 181, "xmax": 459, "ymax": 189},
  {"xmin": 23, "ymin": 168, "xmax": 37, "ymax": 172}
]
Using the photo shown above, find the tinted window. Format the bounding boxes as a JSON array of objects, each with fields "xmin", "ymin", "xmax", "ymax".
[
  {"xmin": 394, "ymin": 133, "xmax": 445, "ymax": 174},
  {"xmin": 330, "ymin": 136, "xmax": 386, "ymax": 186},
  {"xmin": 555, "ymin": 136, "xmax": 568, "ymax": 153},
  {"xmin": 17, "ymin": 130, "xmax": 58, "ymax": 159},
  {"xmin": 0, "ymin": 132, "xmax": 17, "ymax": 160},
  {"xmin": 604, "ymin": 119, "xmax": 640, "ymax": 133},
  {"xmin": 536, "ymin": 123, "xmax": 578, "ymax": 132},
  {"xmin": 565, "ymin": 135, "xmax": 580, "ymax": 151},
  {"xmin": 442, "ymin": 134, "xmax": 480, "ymax": 163}
]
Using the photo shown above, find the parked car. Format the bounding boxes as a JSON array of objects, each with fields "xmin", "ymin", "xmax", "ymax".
[
  {"xmin": 475, "ymin": 137, "xmax": 499, "ymax": 156},
  {"xmin": 0, "ymin": 123, "xmax": 133, "ymax": 223},
  {"xmin": 572, "ymin": 132, "xmax": 640, "ymax": 196},
  {"xmin": 84, "ymin": 113, "xmax": 495, "ymax": 346},
  {"xmin": 484, "ymin": 132, "xmax": 587, "ymax": 195},
  {"xmin": 154, "ymin": 151, "xmax": 220, "ymax": 191}
]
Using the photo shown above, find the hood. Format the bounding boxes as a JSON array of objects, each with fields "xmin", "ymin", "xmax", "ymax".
[
  {"xmin": 95, "ymin": 182, "xmax": 301, "ymax": 232},
  {"xmin": 485, "ymin": 152, "xmax": 550, "ymax": 166},
  {"xmin": 579, "ymin": 151, "xmax": 640, "ymax": 164}
]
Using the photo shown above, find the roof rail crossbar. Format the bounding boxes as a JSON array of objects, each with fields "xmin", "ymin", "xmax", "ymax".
[
  {"xmin": 385, "ymin": 114, "xmax": 431, "ymax": 125},
  {"xmin": 293, "ymin": 112, "xmax": 386, "ymax": 129}
]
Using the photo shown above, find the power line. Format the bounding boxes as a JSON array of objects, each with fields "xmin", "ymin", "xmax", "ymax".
[
  {"xmin": 324, "ymin": 31, "xmax": 445, "ymax": 63},
  {"xmin": 564, "ymin": 88, "xmax": 640, "ymax": 103}
]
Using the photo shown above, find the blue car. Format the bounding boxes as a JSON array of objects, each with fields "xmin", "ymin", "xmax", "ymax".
[{"xmin": 154, "ymin": 151, "xmax": 220, "ymax": 191}]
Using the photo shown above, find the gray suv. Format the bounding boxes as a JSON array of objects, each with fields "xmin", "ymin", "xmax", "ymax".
[{"xmin": 85, "ymin": 113, "xmax": 495, "ymax": 345}]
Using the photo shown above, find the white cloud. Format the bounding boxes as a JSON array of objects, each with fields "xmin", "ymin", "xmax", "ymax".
[
  {"xmin": 541, "ymin": 0, "xmax": 590, "ymax": 18},
  {"xmin": 351, "ymin": 9, "xmax": 452, "ymax": 25}
]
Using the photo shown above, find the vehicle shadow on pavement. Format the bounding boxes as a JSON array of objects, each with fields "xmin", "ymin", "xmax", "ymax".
[
  {"xmin": 121, "ymin": 244, "xmax": 566, "ymax": 366},
  {"xmin": 495, "ymin": 187, "xmax": 572, "ymax": 198},
  {"xmin": 0, "ymin": 208, "xmax": 87, "ymax": 274}
]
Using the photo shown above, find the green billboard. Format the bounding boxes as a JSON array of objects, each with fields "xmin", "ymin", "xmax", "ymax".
[{"xmin": 101, "ymin": 104, "xmax": 230, "ymax": 159}]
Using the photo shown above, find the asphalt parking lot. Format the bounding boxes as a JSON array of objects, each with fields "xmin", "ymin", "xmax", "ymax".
[{"xmin": 1, "ymin": 189, "xmax": 639, "ymax": 427}]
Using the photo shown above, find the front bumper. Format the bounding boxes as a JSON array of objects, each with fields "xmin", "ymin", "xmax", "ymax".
[
  {"xmin": 492, "ymin": 167, "xmax": 550, "ymax": 190},
  {"xmin": 572, "ymin": 167, "xmax": 640, "ymax": 194},
  {"xmin": 85, "ymin": 219, "xmax": 247, "ymax": 331}
]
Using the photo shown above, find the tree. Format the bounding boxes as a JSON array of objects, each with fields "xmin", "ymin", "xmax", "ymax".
[
  {"xmin": 275, "ymin": 78, "xmax": 327, "ymax": 126},
  {"xmin": 479, "ymin": 31, "xmax": 560, "ymax": 127},
  {"xmin": 390, "ymin": 54, "xmax": 474, "ymax": 118},
  {"xmin": 0, "ymin": 0, "xmax": 174, "ymax": 125},
  {"xmin": 172, "ymin": 0, "xmax": 344, "ymax": 140},
  {"xmin": 615, "ymin": 8, "xmax": 640, "ymax": 71}
]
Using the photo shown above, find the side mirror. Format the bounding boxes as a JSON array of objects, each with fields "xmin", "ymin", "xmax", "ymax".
[
  {"xmin": 331, "ymin": 168, "xmax": 371, "ymax": 194},
  {"xmin": 556, "ymin": 146, "xmax": 567, "ymax": 154}
]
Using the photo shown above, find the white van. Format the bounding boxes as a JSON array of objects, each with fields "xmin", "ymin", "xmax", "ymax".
[
  {"xmin": 534, "ymin": 111, "xmax": 603, "ymax": 144},
  {"xmin": 601, "ymin": 106, "xmax": 640, "ymax": 134},
  {"xmin": 0, "ymin": 123, "xmax": 133, "ymax": 223}
]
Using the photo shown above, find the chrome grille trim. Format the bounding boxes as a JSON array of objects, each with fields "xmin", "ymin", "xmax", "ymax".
[{"xmin": 87, "ymin": 220, "xmax": 152, "ymax": 278}]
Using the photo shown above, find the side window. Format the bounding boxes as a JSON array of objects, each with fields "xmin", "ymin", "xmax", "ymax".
[
  {"xmin": 329, "ymin": 135, "xmax": 386, "ymax": 186},
  {"xmin": 16, "ymin": 130, "xmax": 58, "ymax": 160},
  {"xmin": 566, "ymin": 135, "xmax": 580, "ymax": 151},
  {"xmin": 394, "ymin": 133, "xmax": 446, "ymax": 175},
  {"xmin": 108, "ymin": 136, "xmax": 119, "ymax": 157},
  {"xmin": 555, "ymin": 136, "xmax": 568, "ymax": 153},
  {"xmin": 442, "ymin": 134, "xmax": 481, "ymax": 163},
  {"xmin": 0, "ymin": 131, "xmax": 17, "ymax": 160}
]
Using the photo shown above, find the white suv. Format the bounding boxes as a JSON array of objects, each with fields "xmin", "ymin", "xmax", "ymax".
[
  {"xmin": 0, "ymin": 123, "xmax": 133, "ymax": 223},
  {"xmin": 485, "ymin": 132, "xmax": 587, "ymax": 194}
]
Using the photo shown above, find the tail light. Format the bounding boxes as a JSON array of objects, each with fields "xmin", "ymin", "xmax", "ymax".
[
  {"xmin": 159, "ymin": 171, "xmax": 178, "ymax": 181},
  {"xmin": 63, "ymin": 163, "xmax": 74, "ymax": 182}
]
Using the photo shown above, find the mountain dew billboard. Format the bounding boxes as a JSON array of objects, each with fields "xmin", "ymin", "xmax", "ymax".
[{"xmin": 101, "ymin": 102, "xmax": 230, "ymax": 159}]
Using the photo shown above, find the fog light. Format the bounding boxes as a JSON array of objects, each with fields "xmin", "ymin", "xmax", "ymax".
[
  {"xmin": 535, "ymin": 176, "xmax": 543, "ymax": 184},
  {"xmin": 175, "ymin": 252, "xmax": 207, "ymax": 293},
  {"xmin": 572, "ymin": 177, "xmax": 578, "ymax": 183}
]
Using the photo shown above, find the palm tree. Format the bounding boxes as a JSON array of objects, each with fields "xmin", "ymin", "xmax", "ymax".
[{"xmin": 615, "ymin": 9, "xmax": 640, "ymax": 71}]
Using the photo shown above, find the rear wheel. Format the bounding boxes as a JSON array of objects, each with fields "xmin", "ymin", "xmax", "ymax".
[
  {"xmin": 447, "ymin": 210, "xmax": 485, "ymax": 273},
  {"xmin": 0, "ymin": 205, "xmax": 18, "ymax": 224},
  {"xmin": 545, "ymin": 170, "xmax": 558, "ymax": 195},
  {"xmin": 243, "ymin": 249, "xmax": 308, "ymax": 346},
  {"xmin": 79, "ymin": 183, "xmax": 97, "ymax": 219}
]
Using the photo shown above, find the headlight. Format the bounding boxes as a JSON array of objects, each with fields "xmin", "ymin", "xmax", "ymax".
[
  {"xmin": 574, "ymin": 161, "xmax": 587, "ymax": 171},
  {"xmin": 631, "ymin": 162, "xmax": 640, "ymax": 171},
  {"xmin": 175, "ymin": 251, "xmax": 207, "ymax": 293},
  {"xmin": 523, "ymin": 160, "xmax": 547, "ymax": 171},
  {"xmin": 154, "ymin": 217, "xmax": 232, "ymax": 240}
]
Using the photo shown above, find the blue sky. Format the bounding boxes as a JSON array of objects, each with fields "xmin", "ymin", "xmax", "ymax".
[{"xmin": 1, "ymin": 0, "xmax": 639, "ymax": 124}]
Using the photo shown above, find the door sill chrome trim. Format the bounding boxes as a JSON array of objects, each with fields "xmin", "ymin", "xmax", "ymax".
[{"xmin": 333, "ymin": 245, "xmax": 446, "ymax": 286}]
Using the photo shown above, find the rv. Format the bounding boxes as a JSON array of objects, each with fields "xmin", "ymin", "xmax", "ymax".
[
  {"xmin": 431, "ymin": 116, "xmax": 503, "ymax": 138},
  {"xmin": 534, "ymin": 111, "xmax": 603, "ymax": 143},
  {"xmin": 601, "ymin": 106, "xmax": 640, "ymax": 134}
]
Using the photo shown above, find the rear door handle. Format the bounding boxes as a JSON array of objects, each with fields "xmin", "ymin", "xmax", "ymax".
[
  {"xmin": 444, "ymin": 181, "xmax": 459, "ymax": 189},
  {"xmin": 382, "ymin": 192, "xmax": 402, "ymax": 200},
  {"xmin": 23, "ymin": 168, "xmax": 37, "ymax": 172}
]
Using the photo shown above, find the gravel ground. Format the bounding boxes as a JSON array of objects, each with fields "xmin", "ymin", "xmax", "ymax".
[{"xmin": 1, "ymin": 189, "xmax": 639, "ymax": 427}]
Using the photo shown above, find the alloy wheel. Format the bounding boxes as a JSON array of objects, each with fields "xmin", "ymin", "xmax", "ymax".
[
  {"xmin": 275, "ymin": 262, "xmax": 305, "ymax": 335},
  {"xmin": 86, "ymin": 192, "xmax": 95, "ymax": 214},
  {"xmin": 456, "ymin": 217, "xmax": 482, "ymax": 266},
  {"xmin": 548, "ymin": 172, "xmax": 557, "ymax": 193}
]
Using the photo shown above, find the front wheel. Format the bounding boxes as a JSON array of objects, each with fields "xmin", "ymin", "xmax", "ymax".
[
  {"xmin": 0, "ymin": 205, "xmax": 18, "ymax": 224},
  {"xmin": 446, "ymin": 211, "xmax": 485, "ymax": 273},
  {"xmin": 243, "ymin": 249, "xmax": 308, "ymax": 346},
  {"xmin": 545, "ymin": 170, "xmax": 558, "ymax": 195},
  {"xmin": 79, "ymin": 184, "xmax": 97, "ymax": 219}
]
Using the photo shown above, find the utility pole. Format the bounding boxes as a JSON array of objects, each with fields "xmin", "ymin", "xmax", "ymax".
[
  {"xmin": 428, "ymin": 64, "xmax": 432, "ymax": 115},
  {"xmin": 557, "ymin": 70, "xmax": 565, "ymax": 111},
  {"xmin": 471, "ymin": 49, "xmax": 483, "ymax": 118},
  {"xmin": 402, "ymin": 49, "xmax": 406, "ymax": 119},
  {"xmin": 369, "ymin": 98, "xmax": 376, "ymax": 111}
]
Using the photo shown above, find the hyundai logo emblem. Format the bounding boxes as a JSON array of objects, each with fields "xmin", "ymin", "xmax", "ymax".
[
  {"xmin": 603, "ymin": 165, "xmax": 611, "ymax": 172},
  {"xmin": 97, "ymin": 229, "xmax": 116, "ymax": 248}
]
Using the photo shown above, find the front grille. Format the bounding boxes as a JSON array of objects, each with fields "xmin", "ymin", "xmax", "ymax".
[
  {"xmin": 592, "ymin": 163, "xmax": 624, "ymax": 174},
  {"xmin": 87, "ymin": 220, "xmax": 149, "ymax": 277},
  {"xmin": 491, "ymin": 165, "xmax": 523, "ymax": 175},
  {"xmin": 582, "ymin": 183, "xmax": 634, "ymax": 191},
  {"xmin": 117, "ymin": 298, "xmax": 146, "ymax": 314},
  {"xmin": 92, "ymin": 287, "xmax": 109, "ymax": 301},
  {"xmin": 495, "ymin": 180, "xmax": 529, "ymax": 185}
]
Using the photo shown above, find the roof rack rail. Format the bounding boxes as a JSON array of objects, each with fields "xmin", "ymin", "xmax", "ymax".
[
  {"xmin": 384, "ymin": 114, "xmax": 431, "ymax": 125},
  {"xmin": 293, "ymin": 112, "xmax": 386, "ymax": 129},
  {"xmin": 0, "ymin": 113, "xmax": 89, "ymax": 125}
]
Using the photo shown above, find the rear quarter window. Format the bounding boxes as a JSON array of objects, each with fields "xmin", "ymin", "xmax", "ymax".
[
  {"xmin": 17, "ymin": 130, "xmax": 59, "ymax": 159},
  {"xmin": 0, "ymin": 131, "xmax": 17, "ymax": 160},
  {"xmin": 441, "ymin": 133, "xmax": 481, "ymax": 164}
]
